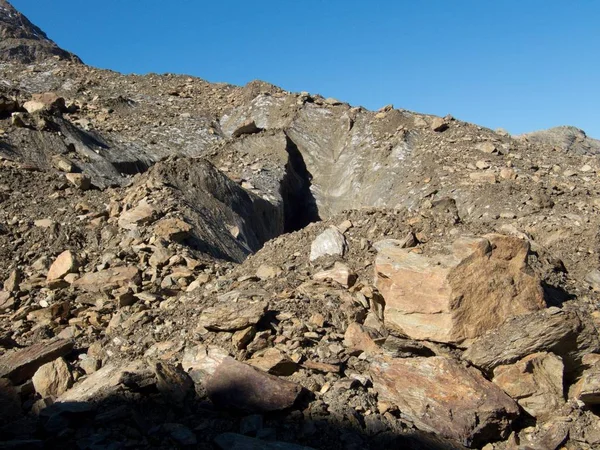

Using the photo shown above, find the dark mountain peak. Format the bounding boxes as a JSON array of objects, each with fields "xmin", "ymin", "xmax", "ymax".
[{"xmin": 0, "ymin": 0, "xmax": 81, "ymax": 64}]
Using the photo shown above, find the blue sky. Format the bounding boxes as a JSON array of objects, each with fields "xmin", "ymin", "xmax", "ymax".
[{"xmin": 11, "ymin": 1, "xmax": 600, "ymax": 137}]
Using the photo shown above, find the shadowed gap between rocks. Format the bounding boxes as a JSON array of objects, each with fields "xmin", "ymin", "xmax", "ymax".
[
  {"xmin": 280, "ymin": 134, "xmax": 320, "ymax": 233},
  {"xmin": 0, "ymin": 381, "xmax": 465, "ymax": 450}
]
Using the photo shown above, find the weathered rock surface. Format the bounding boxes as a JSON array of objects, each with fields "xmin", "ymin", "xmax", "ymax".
[
  {"xmin": 310, "ymin": 227, "xmax": 348, "ymax": 261},
  {"xmin": 198, "ymin": 296, "xmax": 267, "ymax": 331},
  {"xmin": 46, "ymin": 250, "xmax": 78, "ymax": 281},
  {"xmin": 492, "ymin": 352, "xmax": 564, "ymax": 421},
  {"xmin": 571, "ymin": 361, "xmax": 600, "ymax": 405},
  {"xmin": 371, "ymin": 356, "xmax": 519, "ymax": 447},
  {"xmin": 72, "ymin": 266, "xmax": 141, "ymax": 292},
  {"xmin": 375, "ymin": 235, "xmax": 545, "ymax": 343},
  {"xmin": 463, "ymin": 308, "xmax": 600, "ymax": 378},
  {"xmin": 0, "ymin": 338, "xmax": 74, "ymax": 384},
  {"xmin": 31, "ymin": 357, "xmax": 72, "ymax": 398}
]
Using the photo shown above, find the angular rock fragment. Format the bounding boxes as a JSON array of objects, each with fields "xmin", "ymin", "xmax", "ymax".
[
  {"xmin": 371, "ymin": 356, "xmax": 519, "ymax": 447},
  {"xmin": 493, "ymin": 352, "xmax": 564, "ymax": 421},
  {"xmin": 375, "ymin": 234, "xmax": 545, "ymax": 343},
  {"xmin": 117, "ymin": 201, "xmax": 156, "ymax": 230},
  {"xmin": 571, "ymin": 361, "xmax": 600, "ymax": 405},
  {"xmin": 309, "ymin": 227, "xmax": 348, "ymax": 262},
  {"xmin": 32, "ymin": 357, "xmax": 73, "ymax": 398},
  {"xmin": 248, "ymin": 348, "xmax": 297, "ymax": 376},
  {"xmin": 58, "ymin": 361, "xmax": 147, "ymax": 402},
  {"xmin": 313, "ymin": 262, "xmax": 357, "ymax": 287},
  {"xmin": 431, "ymin": 117, "xmax": 449, "ymax": 132},
  {"xmin": 0, "ymin": 338, "xmax": 74, "ymax": 384},
  {"xmin": 199, "ymin": 297, "xmax": 267, "ymax": 332},
  {"xmin": 65, "ymin": 173, "xmax": 91, "ymax": 191},
  {"xmin": 46, "ymin": 250, "xmax": 78, "ymax": 282},
  {"xmin": 206, "ymin": 357, "xmax": 302, "ymax": 412},
  {"xmin": 463, "ymin": 308, "xmax": 600, "ymax": 379},
  {"xmin": 72, "ymin": 266, "xmax": 141, "ymax": 292},
  {"xmin": 153, "ymin": 218, "xmax": 192, "ymax": 242},
  {"xmin": 23, "ymin": 93, "xmax": 66, "ymax": 114}
]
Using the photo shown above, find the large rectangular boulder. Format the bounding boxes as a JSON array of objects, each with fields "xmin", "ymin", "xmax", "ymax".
[{"xmin": 374, "ymin": 234, "xmax": 545, "ymax": 343}]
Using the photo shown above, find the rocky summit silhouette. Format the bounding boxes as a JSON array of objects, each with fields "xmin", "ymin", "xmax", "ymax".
[{"xmin": 1, "ymin": 2, "xmax": 599, "ymax": 449}]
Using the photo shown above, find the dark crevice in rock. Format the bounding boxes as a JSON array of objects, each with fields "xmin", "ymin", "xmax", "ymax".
[{"xmin": 280, "ymin": 134, "xmax": 320, "ymax": 233}]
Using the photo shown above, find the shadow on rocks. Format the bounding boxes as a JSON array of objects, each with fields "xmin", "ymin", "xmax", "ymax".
[{"xmin": 0, "ymin": 380, "xmax": 466, "ymax": 450}]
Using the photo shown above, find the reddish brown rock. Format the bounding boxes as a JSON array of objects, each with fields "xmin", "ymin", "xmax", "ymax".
[
  {"xmin": 371, "ymin": 356, "xmax": 519, "ymax": 447},
  {"xmin": 374, "ymin": 234, "xmax": 545, "ymax": 343},
  {"xmin": 153, "ymin": 218, "xmax": 193, "ymax": 242}
]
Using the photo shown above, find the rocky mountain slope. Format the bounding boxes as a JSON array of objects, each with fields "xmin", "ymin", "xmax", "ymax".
[{"xmin": 1, "ymin": 2, "xmax": 600, "ymax": 450}]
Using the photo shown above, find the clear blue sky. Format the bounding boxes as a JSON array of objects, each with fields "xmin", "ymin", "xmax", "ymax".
[{"xmin": 11, "ymin": 1, "xmax": 600, "ymax": 137}]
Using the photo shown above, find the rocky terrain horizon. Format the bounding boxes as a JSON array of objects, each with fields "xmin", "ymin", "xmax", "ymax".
[{"xmin": 1, "ymin": 1, "xmax": 600, "ymax": 449}]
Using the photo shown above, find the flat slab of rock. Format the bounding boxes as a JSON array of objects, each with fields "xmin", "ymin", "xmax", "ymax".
[
  {"xmin": 309, "ymin": 227, "xmax": 347, "ymax": 262},
  {"xmin": 493, "ymin": 352, "xmax": 565, "ymax": 421},
  {"xmin": 463, "ymin": 307, "xmax": 600, "ymax": 379},
  {"xmin": 374, "ymin": 234, "xmax": 545, "ymax": 343},
  {"xmin": 206, "ymin": 357, "xmax": 302, "ymax": 412},
  {"xmin": 199, "ymin": 298, "xmax": 267, "ymax": 332},
  {"xmin": 58, "ymin": 361, "xmax": 146, "ymax": 402},
  {"xmin": 371, "ymin": 356, "xmax": 519, "ymax": 447},
  {"xmin": 72, "ymin": 266, "xmax": 141, "ymax": 293},
  {"xmin": 0, "ymin": 338, "xmax": 74, "ymax": 384}
]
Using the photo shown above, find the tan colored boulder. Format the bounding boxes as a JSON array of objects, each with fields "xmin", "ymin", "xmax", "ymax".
[
  {"xmin": 32, "ymin": 357, "xmax": 72, "ymax": 398},
  {"xmin": 344, "ymin": 322, "xmax": 382, "ymax": 355},
  {"xmin": 313, "ymin": 262, "xmax": 357, "ymax": 287},
  {"xmin": 46, "ymin": 250, "xmax": 78, "ymax": 282},
  {"xmin": 118, "ymin": 201, "xmax": 156, "ymax": 230},
  {"xmin": 65, "ymin": 173, "xmax": 91, "ymax": 191},
  {"xmin": 248, "ymin": 348, "xmax": 297, "ymax": 376},
  {"xmin": 371, "ymin": 356, "xmax": 519, "ymax": 447},
  {"xmin": 153, "ymin": 218, "xmax": 193, "ymax": 242},
  {"xmin": 72, "ymin": 266, "xmax": 141, "ymax": 293},
  {"xmin": 255, "ymin": 264, "xmax": 282, "ymax": 280},
  {"xmin": 198, "ymin": 298, "xmax": 267, "ymax": 332},
  {"xmin": 23, "ymin": 92, "xmax": 65, "ymax": 114},
  {"xmin": 374, "ymin": 234, "xmax": 545, "ymax": 343},
  {"xmin": 431, "ymin": 116, "xmax": 449, "ymax": 132},
  {"xmin": 493, "ymin": 352, "xmax": 565, "ymax": 421}
]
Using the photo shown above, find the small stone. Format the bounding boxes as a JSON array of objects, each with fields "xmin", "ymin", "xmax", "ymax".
[
  {"xmin": 153, "ymin": 218, "xmax": 193, "ymax": 242},
  {"xmin": 248, "ymin": 348, "xmax": 297, "ymax": 376},
  {"xmin": 4, "ymin": 269, "xmax": 22, "ymax": 293},
  {"xmin": 118, "ymin": 201, "xmax": 156, "ymax": 230},
  {"xmin": 255, "ymin": 264, "xmax": 282, "ymax": 280},
  {"xmin": 65, "ymin": 173, "xmax": 91, "ymax": 191},
  {"xmin": 32, "ymin": 357, "xmax": 72, "ymax": 398},
  {"xmin": 313, "ymin": 262, "xmax": 357, "ymax": 288},
  {"xmin": 476, "ymin": 160, "xmax": 490, "ymax": 170},
  {"xmin": 47, "ymin": 251, "xmax": 78, "ymax": 282},
  {"xmin": 476, "ymin": 142, "xmax": 497, "ymax": 154}
]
